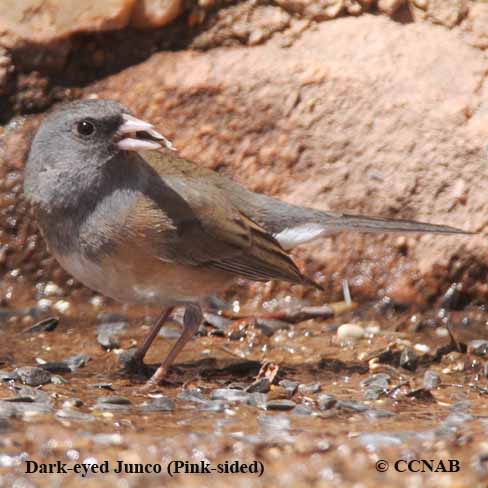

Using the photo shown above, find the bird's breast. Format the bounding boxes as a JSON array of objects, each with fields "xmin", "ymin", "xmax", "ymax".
[{"xmin": 54, "ymin": 248, "xmax": 234, "ymax": 306}]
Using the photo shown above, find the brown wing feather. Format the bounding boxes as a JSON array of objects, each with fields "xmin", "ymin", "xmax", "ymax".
[
  {"xmin": 120, "ymin": 161, "xmax": 316, "ymax": 287},
  {"xmin": 207, "ymin": 211, "xmax": 309, "ymax": 285}
]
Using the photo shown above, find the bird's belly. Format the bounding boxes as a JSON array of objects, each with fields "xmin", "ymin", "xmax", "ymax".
[{"xmin": 55, "ymin": 252, "xmax": 234, "ymax": 305}]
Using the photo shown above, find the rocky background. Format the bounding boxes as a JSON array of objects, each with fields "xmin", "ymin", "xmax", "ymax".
[
  {"xmin": 1, "ymin": 0, "xmax": 488, "ymax": 308},
  {"xmin": 2, "ymin": 4, "xmax": 488, "ymax": 488}
]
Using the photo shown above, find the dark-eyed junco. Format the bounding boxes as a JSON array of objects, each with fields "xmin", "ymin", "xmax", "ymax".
[{"xmin": 24, "ymin": 99, "xmax": 471, "ymax": 390}]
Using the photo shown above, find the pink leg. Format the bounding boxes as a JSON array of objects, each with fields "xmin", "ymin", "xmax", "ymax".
[
  {"xmin": 124, "ymin": 307, "xmax": 174, "ymax": 373},
  {"xmin": 141, "ymin": 305, "xmax": 203, "ymax": 391}
]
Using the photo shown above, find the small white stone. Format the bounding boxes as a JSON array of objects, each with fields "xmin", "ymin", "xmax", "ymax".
[
  {"xmin": 89, "ymin": 296, "xmax": 104, "ymax": 308},
  {"xmin": 414, "ymin": 343, "xmax": 431, "ymax": 354},
  {"xmin": 337, "ymin": 323, "xmax": 365, "ymax": 343},
  {"xmin": 53, "ymin": 300, "xmax": 71, "ymax": 314},
  {"xmin": 365, "ymin": 324, "xmax": 380, "ymax": 336},
  {"xmin": 37, "ymin": 298, "xmax": 52, "ymax": 311},
  {"xmin": 43, "ymin": 282, "xmax": 64, "ymax": 297}
]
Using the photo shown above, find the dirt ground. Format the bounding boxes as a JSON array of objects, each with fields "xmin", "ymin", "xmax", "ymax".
[{"xmin": 1, "ymin": 287, "xmax": 488, "ymax": 487}]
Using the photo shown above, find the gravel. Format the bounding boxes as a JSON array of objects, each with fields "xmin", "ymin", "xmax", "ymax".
[{"xmin": 14, "ymin": 366, "xmax": 52, "ymax": 386}]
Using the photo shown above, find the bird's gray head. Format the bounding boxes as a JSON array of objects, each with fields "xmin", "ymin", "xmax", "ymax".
[{"xmin": 24, "ymin": 98, "xmax": 173, "ymax": 211}]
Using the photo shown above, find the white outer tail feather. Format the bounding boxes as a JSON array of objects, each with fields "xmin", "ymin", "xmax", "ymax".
[{"xmin": 275, "ymin": 223, "xmax": 330, "ymax": 250}]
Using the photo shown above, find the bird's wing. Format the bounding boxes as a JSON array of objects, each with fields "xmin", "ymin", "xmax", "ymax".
[{"xmin": 122, "ymin": 156, "xmax": 312, "ymax": 286}]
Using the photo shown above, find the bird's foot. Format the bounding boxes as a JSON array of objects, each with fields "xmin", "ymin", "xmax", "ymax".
[
  {"xmin": 119, "ymin": 348, "xmax": 152, "ymax": 377},
  {"xmin": 139, "ymin": 367, "xmax": 168, "ymax": 393}
]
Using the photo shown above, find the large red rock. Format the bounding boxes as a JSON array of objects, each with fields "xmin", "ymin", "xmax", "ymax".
[
  {"xmin": 0, "ymin": 0, "xmax": 134, "ymax": 46},
  {"xmin": 83, "ymin": 14, "xmax": 487, "ymax": 302},
  {"xmin": 0, "ymin": 0, "xmax": 183, "ymax": 48}
]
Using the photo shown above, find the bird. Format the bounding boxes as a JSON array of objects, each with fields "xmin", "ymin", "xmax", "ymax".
[{"xmin": 23, "ymin": 99, "xmax": 472, "ymax": 390}]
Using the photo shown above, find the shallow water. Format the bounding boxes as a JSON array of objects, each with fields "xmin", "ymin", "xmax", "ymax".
[{"xmin": 0, "ymin": 286, "xmax": 487, "ymax": 487}]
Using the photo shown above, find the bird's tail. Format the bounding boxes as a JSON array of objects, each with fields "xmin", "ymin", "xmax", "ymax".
[
  {"xmin": 322, "ymin": 213, "xmax": 471, "ymax": 235},
  {"xmin": 272, "ymin": 210, "xmax": 473, "ymax": 250},
  {"xmin": 232, "ymin": 190, "xmax": 473, "ymax": 251}
]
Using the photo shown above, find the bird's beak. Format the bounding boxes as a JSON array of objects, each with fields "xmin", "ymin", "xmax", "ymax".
[{"xmin": 115, "ymin": 113, "xmax": 175, "ymax": 152}]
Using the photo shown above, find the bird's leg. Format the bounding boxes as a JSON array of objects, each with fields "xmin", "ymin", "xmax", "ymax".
[
  {"xmin": 141, "ymin": 304, "xmax": 202, "ymax": 390},
  {"xmin": 123, "ymin": 307, "xmax": 174, "ymax": 374}
]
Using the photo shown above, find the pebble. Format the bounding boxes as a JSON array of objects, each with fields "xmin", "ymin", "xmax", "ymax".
[
  {"xmin": 2, "ymin": 402, "xmax": 53, "ymax": 416},
  {"xmin": 363, "ymin": 386, "xmax": 386, "ymax": 401},
  {"xmin": 139, "ymin": 396, "xmax": 175, "ymax": 412},
  {"xmin": 440, "ymin": 283, "xmax": 462, "ymax": 310},
  {"xmin": 39, "ymin": 362, "xmax": 72, "ymax": 374},
  {"xmin": 94, "ymin": 404, "xmax": 129, "ymax": 412},
  {"xmin": 246, "ymin": 378, "xmax": 271, "ymax": 394},
  {"xmin": 197, "ymin": 400, "xmax": 226, "ymax": 412},
  {"xmin": 97, "ymin": 396, "xmax": 131, "ymax": 405},
  {"xmin": 318, "ymin": 394, "xmax": 337, "ymax": 411},
  {"xmin": 365, "ymin": 409, "xmax": 395, "ymax": 419},
  {"xmin": 97, "ymin": 331, "xmax": 120, "ymax": 350},
  {"xmin": 56, "ymin": 409, "xmax": 96, "ymax": 422},
  {"xmin": 203, "ymin": 313, "xmax": 233, "ymax": 331},
  {"xmin": 292, "ymin": 404, "xmax": 314, "ymax": 416},
  {"xmin": 177, "ymin": 389, "xmax": 207, "ymax": 403},
  {"xmin": 96, "ymin": 321, "xmax": 128, "ymax": 335},
  {"xmin": 247, "ymin": 392, "xmax": 268, "ymax": 409},
  {"xmin": 255, "ymin": 318, "xmax": 290, "ymax": 337},
  {"xmin": 94, "ymin": 396, "xmax": 131, "ymax": 411},
  {"xmin": 14, "ymin": 367, "xmax": 51, "ymax": 386},
  {"xmin": 0, "ymin": 370, "xmax": 17, "ymax": 381},
  {"xmin": 423, "ymin": 370, "xmax": 441, "ymax": 390},
  {"xmin": 11, "ymin": 385, "xmax": 51, "ymax": 404},
  {"xmin": 406, "ymin": 388, "xmax": 436, "ymax": 402},
  {"xmin": 53, "ymin": 300, "xmax": 71, "ymax": 314},
  {"xmin": 360, "ymin": 373, "xmax": 390, "ymax": 389},
  {"xmin": 295, "ymin": 304, "xmax": 334, "ymax": 321},
  {"xmin": 43, "ymin": 283, "xmax": 64, "ymax": 297},
  {"xmin": 90, "ymin": 383, "xmax": 114, "ymax": 390},
  {"xmin": 2, "ymin": 396, "xmax": 35, "ymax": 403},
  {"xmin": 63, "ymin": 398, "xmax": 83, "ymax": 409},
  {"xmin": 414, "ymin": 343, "xmax": 431, "ymax": 354},
  {"xmin": 450, "ymin": 400, "xmax": 471, "ymax": 412},
  {"xmin": 468, "ymin": 340, "xmax": 488, "ymax": 357},
  {"xmin": 158, "ymin": 326, "xmax": 181, "ymax": 339},
  {"xmin": 361, "ymin": 373, "xmax": 390, "ymax": 400},
  {"xmin": 211, "ymin": 389, "xmax": 250, "ymax": 403},
  {"xmin": 336, "ymin": 323, "xmax": 365, "ymax": 342},
  {"xmin": 51, "ymin": 375, "xmax": 68, "ymax": 385},
  {"xmin": 23, "ymin": 317, "xmax": 59, "ymax": 333},
  {"xmin": 37, "ymin": 299, "xmax": 52, "ymax": 311},
  {"xmin": 266, "ymin": 399, "xmax": 296, "ymax": 411},
  {"xmin": 64, "ymin": 354, "xmax": 91, "ymax": 371},
  {"xmin": 474, "ymin": 453, "xmax": 488, "ymax": 475},
  {"xmin": 298, "ymin": 383, "xmax": 321, "ymax": 395},
  {"xmin": 118, "ymin": 348, "xmax": 139, "ymax": 369},
  {"xmin": 336, "ymin": 400, "xmax": 369, "ymax": 413},
  {"xmin": 92, "ymin": 433, "xmax": 123, "ymax": 446},
  {"xmin": 279, "ymin": 380, "xmax": 299, "ymax": 395},
  {"xmin": 399, "ymin": 347, "xmax": 418, "ymax": 371},
  {"xmin": 436, "ymin": 411, "xmax": 473, "ymax": 437}
]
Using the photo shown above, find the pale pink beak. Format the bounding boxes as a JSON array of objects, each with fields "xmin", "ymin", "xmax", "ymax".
[{"xmin": 115, "ymin": 113, "xmax": 175, "ymax": 152}]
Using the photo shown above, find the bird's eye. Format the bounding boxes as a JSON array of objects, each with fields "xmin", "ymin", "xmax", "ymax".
[{"xmin": 76, "ymin": 120, "xmax": 95, "ymax": 137}]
